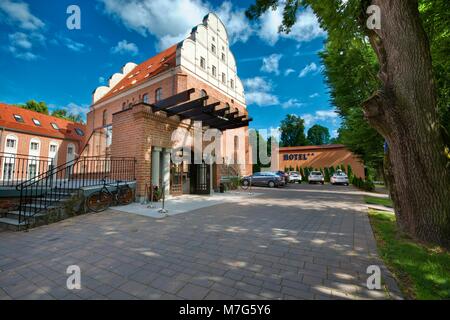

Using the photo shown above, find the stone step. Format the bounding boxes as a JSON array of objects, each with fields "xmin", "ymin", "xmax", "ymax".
[
  {"xmin": 6, "ymin": 210, "xmax": 47, "ymax": 219},
  {"xmin": 0, "ymin": 217, "xmax": 28, "ymax": 230}
]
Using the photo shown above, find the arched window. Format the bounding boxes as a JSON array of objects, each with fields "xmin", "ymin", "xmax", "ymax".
[
  {"xmin": 200, "ymin": 90, "xmax": 207, "ymax": 98},
  {"xmin": 102, "ymin": 110, "xmax": 107, "ymax": 126},
  {"xmin": 4, "ymin": 134, "xmax": 18, "ymax": 153},
  {"xmin": 155, "ymin": 88, "xmax": 162, "ymax": 102}
]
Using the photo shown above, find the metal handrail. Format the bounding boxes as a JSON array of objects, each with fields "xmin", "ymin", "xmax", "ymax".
[{"xmin": 16, "ymin": 156, "xmax": 137, "ymax": 226}]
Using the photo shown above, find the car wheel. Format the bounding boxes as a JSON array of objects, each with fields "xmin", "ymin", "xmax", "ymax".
[{"xmin": 268, "ymin": 181, "xmax": 275, "ymax": 188}]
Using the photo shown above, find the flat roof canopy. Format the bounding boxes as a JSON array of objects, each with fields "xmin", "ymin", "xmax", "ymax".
[{"xmin": 142, "ymin": 89, "xmax": 252, "ymax": 131}]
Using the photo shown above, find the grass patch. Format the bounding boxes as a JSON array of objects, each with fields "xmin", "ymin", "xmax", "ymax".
[
  {"xmin": 369, "ymin": 210, "xmax": 450, "ymax": 299},
  {"xmin": 365, "ymin": 195, "xmax": 393, "ymax": 208}
]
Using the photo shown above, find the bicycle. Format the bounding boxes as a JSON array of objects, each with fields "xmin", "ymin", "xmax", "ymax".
[{"xmin": 86, "ymin": 178, "xmax": 133, "ymax": 213}]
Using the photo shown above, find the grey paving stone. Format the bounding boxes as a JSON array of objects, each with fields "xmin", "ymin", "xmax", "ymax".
[{"xmin": 177, "ymin": 283, "xmax": 210, "ymax": 300}]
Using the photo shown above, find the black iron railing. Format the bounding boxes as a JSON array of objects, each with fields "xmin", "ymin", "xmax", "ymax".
[
  {"xmin": 15, "ymin": 156, "xmax": 136, "ymax": 225},
  {"xmin": 0, "ymin": 152, "xmax": 54, "ymax": 187}
]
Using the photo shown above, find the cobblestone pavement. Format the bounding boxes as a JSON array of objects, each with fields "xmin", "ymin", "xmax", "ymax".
[{"xmin": 0, "ymin": 184, "xmax": 402, "ymax": 300}]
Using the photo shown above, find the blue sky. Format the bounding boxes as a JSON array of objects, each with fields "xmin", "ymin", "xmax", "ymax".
[{"xmin": 0, "ymin": 0, "xmax": 340, "ymax": 137}]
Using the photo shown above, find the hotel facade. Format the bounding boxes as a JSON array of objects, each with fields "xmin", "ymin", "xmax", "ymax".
[{"xmin": 278, "ymin": 144, "xmax": 365, "ymax": 178}]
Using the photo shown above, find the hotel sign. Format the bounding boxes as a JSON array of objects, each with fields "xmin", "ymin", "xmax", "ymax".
[{"xmin": 283, "ymin": 153, "xmax": 314, "ymax": 161}]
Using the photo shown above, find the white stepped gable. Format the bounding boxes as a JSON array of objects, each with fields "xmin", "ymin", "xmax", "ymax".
[
  {"xmin": 178, "ymin": 13, "xmax": 246, "ymax": 106},
  {"xmin": 92, "ymin": 62, "xmax": 138, "ymax": 103}
]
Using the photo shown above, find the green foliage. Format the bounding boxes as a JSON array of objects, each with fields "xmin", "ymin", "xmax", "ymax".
[
  {"xmin": 18, "ymin": 100, "xmax": 49, "ymax": 115},
  {"xmin": 307, "ymin": 124, "xmax": 330, "ymax": 145},
  {"xmin": 419, "ymin": 0, "xmax": 450, "ymax": 146},
  {"xmin": 51, "ymin": 109, "xmax": 84, "ymax": 123},
  {"xmin": 369, "ymin": 210, "xmax": 450, "ymax": 299},
  {"xmin": 364, "ymin": 196, "xmax": 393, "ymax": 208},
  {"xmin": 347, "ymin": 164, "xmax": 353, "ymax": 181},
  {"xmin": 279, "ymin": 114, "xmax": 308, "ymax": 147},
  {"xmin": 324, "ymin": 167, "xmax": 330, "ymax": 182}
]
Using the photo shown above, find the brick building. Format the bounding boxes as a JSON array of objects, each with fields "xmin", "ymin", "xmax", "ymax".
[
  {"xmin": 278, "ymin": 144, "xmax": 365, "ymax": 178},
  {"xmin": 83, "ymin": 13, "xmax": 252, "ymax": 199},
  {"xmin": 0, "ymin": 103, "xmax": 86, "ymax": 185}
]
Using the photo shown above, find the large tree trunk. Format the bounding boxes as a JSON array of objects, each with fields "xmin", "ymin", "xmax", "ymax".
[{"xmin": 362, "ymin": 0, "xmax": 450, "ymax": 247}]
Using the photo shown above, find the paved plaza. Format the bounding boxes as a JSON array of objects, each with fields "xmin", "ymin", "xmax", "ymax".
[{"xmin": 0, "ymin": 184, "xmax": 402, "ymax": 300}]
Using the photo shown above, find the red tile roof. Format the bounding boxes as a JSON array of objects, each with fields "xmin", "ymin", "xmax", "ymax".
[
  {"xmin": 279, "ymin": 144, "xmax": 347, "ymax": 152},
  {"xmin": 95, "ymin": 45, "xmax": 178, "ymax": 105},
  {"xmin": 0, "ymin": 103, "xmax": 86, "ymax": 141}
]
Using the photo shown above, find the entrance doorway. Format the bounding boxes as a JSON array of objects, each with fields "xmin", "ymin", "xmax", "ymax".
[
  {"xmin": 191, "ymin": 162, "xmax": 210, "ymax": 195},
  {"xmin": 170, "ymin": 162, "xmax": 188, "ymax": 196}
]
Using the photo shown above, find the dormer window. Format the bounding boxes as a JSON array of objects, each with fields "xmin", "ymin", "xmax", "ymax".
[
  {"xmin": 13, "ymin": 114, "xmax": 24, "ymax": 123},
  {"xmin": 200, "ymin": 57, "xmax": 206, "ymax": 69},
  {"xmin": 32, "ymin": 118, "xmax": 41, "ymax": 126},
  {"xmin": 51, "ymin": 122, "xmax": 59, "ymax": 130}
]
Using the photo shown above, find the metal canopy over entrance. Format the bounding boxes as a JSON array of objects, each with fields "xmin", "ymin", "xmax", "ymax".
[{"xmin": 144, "ymin": 89, "xmax": 252, "ymax": 131}]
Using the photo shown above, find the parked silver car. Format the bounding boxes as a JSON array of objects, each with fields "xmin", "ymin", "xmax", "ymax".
[
  {"xmin": 330, "ymin": 171, "xmax": 349, "ymax": 185},
  {"xmin": 288, "ymin": 171, "xmax": 302, "ymax": 183},
  {"xmin": 242, "ymin": 172, "xmax": 283, "ymax": 188},
  {"xmin": 308, "ymin": 171, "xmax": 324, "ymax": 184}
]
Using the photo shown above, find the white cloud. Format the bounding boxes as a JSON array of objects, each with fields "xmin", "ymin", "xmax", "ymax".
[
  {"xmin": 257, "ymin": 7, "xmax": 326, "ymax": 46},
  {"xmin": 246, "ymin": 92, "xmax": 279, "ymax": 106},
  {"xmin": 0, "ymin": 0, "xmax": 45, "ymax": 30},
  {"xmin": 261, "ymin": 53, "xmax": 282, "ymax": 75},
  {"xmin": 7, "ymin": 32, "xmax": 45, "ymax": 60},
  {"xmin": 281, "ymin": 99, "xmax": 305, "ymax": 109},
  {"xmin": 309, "ymin": 93, "xmax": 319, "ymax": 98},
  {"xmin": 111, "ymin": 40, "xmax": 139, "ymax": 56},
  {"xmin": 302, "ymin": 109, "xmax": 339, "ymax": 127},
  {"xmin": 216, "ymin": 1, "xmax": 253, "ymax": 44},
  {"xmin": 99, "ymin": 76, "xmax": 105, "ymax": 84},
  {"xmin": 243, "ymin": 76, "xmax": 279, "ymax": 107},
  {"xmin": 66, "ymin": 102, "xmax": 90, "ymax": 117},
  {"xmin": 100, "ymin": 0, "xmax": 252, "ymax": 50},
  {"xmin": 243, "ymin": 77, "xmax": 272, "ymax": 92},
  {"xmin": 284, "ymin": 68, "xmax": 295, "ymax": 76},
  {"xmin": 299, "ymin": 62, "xmax": 318, "ymax": 78},
  {"xmin": 56, "ymin": 35, "xmax": 87, "ymax": 52}
]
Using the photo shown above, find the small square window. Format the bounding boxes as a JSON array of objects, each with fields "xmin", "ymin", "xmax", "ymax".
[
  {"xmin": 51, "ymin": 122, "xmax": 59, "ymax": 130},
  {"xmin": 13, "ymin": 114, "xmax": 24, "ymax": 123},
  {"xmin": 6, "ymin": 139, "xmax": 16, "ymax": 148},
  {"xmin": 50, "ymin": 145, "xmax": 57, "ymax": 152},
  {"xmin": 32, "ymin": 118, "xmax": 41, "ymax": 126},
  {"xmin": 30, "ymin": 142, "xmax": 39, "ymax": 150},
  {"xmin": 211, "ymin": 44, "xmax": 216, "ymax": 54},
  {"xmin": 221, "ymin": 53, "xmax": 226, "ymax": 62}
]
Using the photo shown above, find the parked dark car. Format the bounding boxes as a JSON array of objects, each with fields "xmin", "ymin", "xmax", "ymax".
[
  {"xmin": 241, "ymin": 172, "xmax": 283, "ymax": 188},
  {"xmin": 274, "ymin": 171, "xmax": 289, "ymax": 185}
]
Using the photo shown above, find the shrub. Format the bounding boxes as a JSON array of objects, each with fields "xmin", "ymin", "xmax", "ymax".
[
  {"xmin": 324, "ymin": 167, "xmax": 330, "ymax": 182},
  {"xmin": 364, "ymin": 179, "xmax": 375, "ymax": 192}
]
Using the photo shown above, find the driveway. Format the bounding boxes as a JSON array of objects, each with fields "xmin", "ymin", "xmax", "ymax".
[{"xmin": 0, "ymin": 184, "xmax": 402, "ymax": 300}]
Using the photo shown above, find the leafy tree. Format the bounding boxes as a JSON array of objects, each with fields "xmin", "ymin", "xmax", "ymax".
[
  {"xmin": 51, "ymin": 109, "xmax": 84, "ymax": 123},
  {"xmin": 279, "ymin": 114, "xmax": 308, "ymax": 147},
  {"xmin": 246, "ymin": 0, "xmax": 450, "ymax": 247},
  {"xmin": 19, "ymin": 100, "xmax": 49, "ymax": 115},
  {"xmin": 307, "ymin": 124, "xmax": 330, "ymax": 145}
]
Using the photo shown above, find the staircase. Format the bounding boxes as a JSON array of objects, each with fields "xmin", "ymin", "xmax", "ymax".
[{"xmin": 0, "ymin": 156, "xmax": 136, "ymax": 231}]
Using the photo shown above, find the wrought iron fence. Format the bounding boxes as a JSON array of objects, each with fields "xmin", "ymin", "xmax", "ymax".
[
  {"xmin": 16, "ymin": 156, "xmax": 136, "ymax": 225},
  {"xmin": 0, "ymin": 152, "xmax": 54, "ymax": 187}
]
